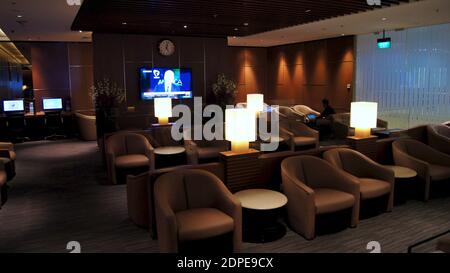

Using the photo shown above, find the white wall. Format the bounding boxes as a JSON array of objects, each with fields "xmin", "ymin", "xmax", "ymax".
[{"xmin": 355, "ymin": 23, "xmax": 450, "ymax": 129}]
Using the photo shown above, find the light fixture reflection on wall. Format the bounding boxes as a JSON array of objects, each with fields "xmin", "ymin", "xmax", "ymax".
[
  {"xmin": 225, "ymin": 108, "xmax": 256, "ymax": 153},
  {"xmin": 350, "ymin": 102, "xmax": 378, "ymax": 138},
  {"xmin": 154, "ymin": 97, "xmax": 172, "ymax": 125}
]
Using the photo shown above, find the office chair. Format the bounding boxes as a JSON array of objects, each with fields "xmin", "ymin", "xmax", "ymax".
[
  {"xmin": 44, "ymin": 112, "xmax": 66, "ymax": 140},
  {"xmin": 6, "ymin": 114, "xmax": 29, "ymax": 143}
]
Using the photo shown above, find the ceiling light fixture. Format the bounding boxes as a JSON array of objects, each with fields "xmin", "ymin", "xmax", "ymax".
[
  {"xmin": 243, "ymin": 22, "xmax": 249, "ymax": 26},
  {"xmin": 382, "ymin": 17, "xmax": 387, "ymax": 21},
  {"xmin": 122, "ymin": 22, "xmax": 127, "ymax": 25},
  {"xmin": 17, "ymin": 15, "xmax": 22, "ymax": 18},
  {"xmin": 234, "ymin": 28, "xmax": 238, "ymax": 31},
  {"xmin": 183, "ymin": 25, "xmax": 188, "ymax": 29},
  {"xmin": 79, "ymin": 30, "xmax": 83, "ymax": 33},
  {"xmin": 305, "ymin": 9, "xmax": 311, "ymax": 13}
]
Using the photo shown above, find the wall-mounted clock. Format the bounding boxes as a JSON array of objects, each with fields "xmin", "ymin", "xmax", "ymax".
[{"xmin": 158, "ymin": 39, "xmax": 176, "ymax": 56}]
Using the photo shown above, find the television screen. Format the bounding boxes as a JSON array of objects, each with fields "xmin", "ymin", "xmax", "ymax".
[
  {"xmin": 3, "ymin": 99, "xmax": 24, "ymax": 112},
  {"xmin": 43, "ymin": 98, "xmax": 63, "ymax": 111},
  {"xmin": 139, "ymin": 67, "xmax": 192, "ymax": 100}
]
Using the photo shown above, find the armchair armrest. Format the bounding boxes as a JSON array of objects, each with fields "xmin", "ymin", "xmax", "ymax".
[
  {"xmin": 154, "ymin": 197, "xmax": 178, "ymax": 253},
  {"xmin": 393, "ymin": 148, "xmax": 430, "ymax": 181},
  {"xmin": 280, "ymin": 128, "xmax": 295, "ymax": 151},
  {"xmin": 144, "ymin": 143, "xmax": 156, "ymax": 171}
]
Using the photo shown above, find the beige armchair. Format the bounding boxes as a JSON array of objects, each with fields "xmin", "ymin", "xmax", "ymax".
[
  {"xmin": 324, "ymin": 148, "xmax": 394, "ymax": 212},
  {"xmin": 155, "ymin": 169, "xmax": 241, "ymax": 253},
  {"xmin": 427, "ymin": 124, "xmax": 450, "ymax": 155},
  {"xmin": 105, "ymin": 132, "xmax": 155, "ymax": 184},
  {"xmin": 281, "ymin": 155, "xmax": 360, "ymax": 240},
  {"xmin": 280, "ymin": 121, "xmax": 319, "ymax": 151},
  {"xmin": 75, "ymin": 111, "xmax": 97, "ymax": 141},
  {"xmin": 392, "ymin": 139, "xmax": 450, "ymax": 201},
  {"xmin": 183, "ymin": 128, "xmax": 230, "ymax": 164}
]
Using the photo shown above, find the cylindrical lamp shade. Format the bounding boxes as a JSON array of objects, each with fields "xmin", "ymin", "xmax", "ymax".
[
  {"xmin": 225, "ymin": 108, "xmax": 256, "ymax": 153},
  {"xmin": 350, "ymin": 102, "xmax": 378, "ymax": 138},
  {"xmin": 247, "ymin": 94, "xmax": 264, "ymax": 114},
  {"xmin": 154, "ymin": 98, "xmax": 172, "ymax": 125}
]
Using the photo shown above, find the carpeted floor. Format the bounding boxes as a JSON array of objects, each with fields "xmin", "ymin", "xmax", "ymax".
[{"xmin": 0, "ymin": 139, "xmax": 449, "ymax": 253}]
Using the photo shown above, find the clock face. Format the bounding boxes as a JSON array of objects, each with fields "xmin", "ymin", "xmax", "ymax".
[{"xmin": 158, "ymin": 39, "xmax": 175, "ymax": 56}]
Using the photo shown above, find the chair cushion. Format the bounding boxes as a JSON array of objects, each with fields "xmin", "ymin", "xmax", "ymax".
[
  {"xmin": 0, "ymin": 171, "xmax": 6, "ymax": 186},
  {"xmin": 359, "ymin": 178, "xmax": 391, "ymax": 200},
  {"xmin": 293, "ymin": 137, "xmax": 316, "ymax": 146},
  {"xmin": 429, "ymin": 164, "xmax": 450, "ymax": 181},
  {"xmin": 197, "ymin": 146, "xmax": 225, "ymax": 160},
  {"xmin": 314, "ymin": 188, "xmax": 355, "ymax": 214},
  {"xmin": 115, "ymin": 154, "xmax": 149, "ymax": 169},
  {"xmin": 176, "ymin": 208, "xmax": 234, "ymax": 241}
]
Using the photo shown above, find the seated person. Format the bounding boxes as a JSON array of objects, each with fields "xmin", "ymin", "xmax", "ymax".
[
  {"xmin": 316, "ymin": 99, "xmax": 336, "ymax": 139},
  {"xmin": 319, "ymin": 99, "xmax": 336, "ymax": 119}
]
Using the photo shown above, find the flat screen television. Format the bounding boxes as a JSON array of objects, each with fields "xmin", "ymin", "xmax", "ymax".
[
  {"xmin": 139, "ymin": 67, "xmax": 192, "ymax": 100},
  {"xmin": 43, "ymin": 98, "xmax": 63, "ymax": 111},
  {"xmin": 3, "ymin": 99, "xmax": 24, "ymax": 113}
]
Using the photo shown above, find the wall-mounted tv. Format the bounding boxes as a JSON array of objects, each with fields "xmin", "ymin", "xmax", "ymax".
[{"xmin": 139, "ymin": 67, "xmax": 192, "ymax": 100}]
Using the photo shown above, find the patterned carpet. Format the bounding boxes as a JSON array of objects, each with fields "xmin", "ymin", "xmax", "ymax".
[{"xmin": 0, "ymin": 139, "xmax": 449, "ymax": 253}]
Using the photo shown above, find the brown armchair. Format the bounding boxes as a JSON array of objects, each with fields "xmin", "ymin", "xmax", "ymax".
[
  {"xmin": 183, "ymin": 128, "xmax": 230, "ymax": 164},
  {"xmin": 75, "ymin": 111, "xmax": 97, "ymax": 141},
  {"xmin": 323, "ymin": 148, "xmax": 394, "ymax": 212},
  {"xmin": 0, "ymin": 142, "xmax": 16, "ymax": 180},
  {"xmin": 281, "ymin": 155, "xmax": 360, "ymax": 240},
  {"xmin": 0, "ymin": 162, "xmax": 7, "ymax": 209},
  {"xmin": 392, "ymin": 139, "xmax": 450, "ymax": 201},
  {"xmin": 427, "ymin": 124, "xmax": 450, "ymax": 155},
  {"xmin": 280, "ymin": 121, "xmax": 319, "ymax": 151},
  {"xmin": 154, "ymin": 169, "xmax": 241, "ymax": 253},
  {"xmin": 105, "ymin": 132, "xmax": 155, "ymax": 184}
]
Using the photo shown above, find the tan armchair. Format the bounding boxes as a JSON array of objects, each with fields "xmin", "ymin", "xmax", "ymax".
[
  {"xmin": 105, "ymin": 132, "xmax": 155, "ymax": 184},
  {"xmin": 183, "ymin": 128, "xmax": 230, "ymax": 164},
  {"xmin": 75, "ymin": 111, "xmax": 97, "ymax": 141},
  {"xmin": 154, "ymin": 169, "xmax": 241, "ymax": 253},
  {"xmin": 281, "ymin": 155, "xmax": 360, "ymax": 240},
  {"xmin": 323, "ymin": 148, "xmax": 394, "ymax": 212},
  {"xmin": 392, "ymin": 139, "xmax": 450, "ymax": 201},
  {"xmin": 427, "ymin": 124, "xmax": 450, "ymax": 155},
  {"xmin": 280, "ymin": 121, "xmax": 319, "ymax": 151}
]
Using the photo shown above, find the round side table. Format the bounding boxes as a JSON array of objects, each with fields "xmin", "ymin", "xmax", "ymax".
[
  {"xmin": 384, "ymin": 165, "xmax": 418, "ymax": 205},
  {"xmin": 154, "ymin": 146, "xmax": 186, "ymax": 169},
  {"xmin": 234, "ymin": 189, "xmax": 288, "ymax": 243}
]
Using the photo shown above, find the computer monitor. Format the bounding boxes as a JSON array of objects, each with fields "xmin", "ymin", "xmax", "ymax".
[
  {"xmin": 3, "ymin": 99, "xmax": 24, "ymax": 113},
  {"xmin": 43, "ymin": 98, "xmax": 63, "ymax": 111}
]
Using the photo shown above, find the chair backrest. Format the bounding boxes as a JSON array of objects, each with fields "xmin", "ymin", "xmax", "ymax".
[
  {"xmin": 275, "ymin": 106, "xmax": 294, "ymax": 118},
  {"xmin": 392, "ymin": 138, "xmax": 435, "ymax": 161},
  {"xmin": 154, "ymin": 169, "xmax": 225, "ymax": 213},
  {"xmin": 406, "ymin": 125, "xmax": 428, "ymax": 143},
  {"xmin": 323, "ymin": 148, "xmax": 373, "ymax": 178},
  {"xmin": 281, "ymin": 155, "xmax": 337, "ymax": 189},
  {"xmin": 106, "ymin": 132, "xmax": 151, "ymax": 157},
  {"xmin": 429, "ymin": 124, "xmax": 450, "ymax": 138},
  {"xmin": 293, "ymin": 105, "xmax": 319, "ymax": 116}
]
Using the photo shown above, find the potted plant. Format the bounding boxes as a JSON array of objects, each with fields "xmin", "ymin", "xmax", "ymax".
[
  {"xmin": 90, "ymin": 78, "xmax": 125, "ymax": 136},
  {"xmin": 212, "ymin": 73, "xmax": 237, "ymax": 110}
]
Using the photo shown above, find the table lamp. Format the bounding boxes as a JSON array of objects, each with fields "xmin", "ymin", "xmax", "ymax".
[
  {"xmin": 154, "ymin": 97, "xmax": 172, "ymax": 125},
  {"xmin": 247, "ymin": 94, "xmax": 264, "ymax": 115},
  {"xmin": 350, "ymin": 102, "xmax": 378, "ymax": 138},
  {"xmin": 225, "ymin": 108, "xmax": 256, "ymax": 153}
]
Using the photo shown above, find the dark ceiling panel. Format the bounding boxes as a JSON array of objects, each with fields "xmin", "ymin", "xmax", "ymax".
[{"xmin": 72, "ymin": 0, "xmax": 412, "ymax": 37}]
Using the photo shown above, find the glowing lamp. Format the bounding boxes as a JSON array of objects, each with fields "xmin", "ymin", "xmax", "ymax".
[
  {"xmin": 225, "ymin": 108, "xmax": 256, "ymax": 153},
  {"xmin": 247, "ymin": 94, "xmax": 264, "ymax": 115},
  {"xmin": 154, "ymin": 98, "xmax": 172, "ymax": 125},
  {"xmin": 350, "ymin": 102, "xmax": 378, "ymax": 138}
]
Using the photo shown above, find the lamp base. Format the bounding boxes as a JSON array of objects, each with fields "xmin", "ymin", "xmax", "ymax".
[
  {"xmin": 158, "ymin": 117, "xmax": 169, "ymax": 125},
  {"xmin": 231, "ymin": 141, "xmax": 250, "ymax": 153},
  {"xmin": 355, "ymin": 128, "xmax": 371, "ymax": 138}
]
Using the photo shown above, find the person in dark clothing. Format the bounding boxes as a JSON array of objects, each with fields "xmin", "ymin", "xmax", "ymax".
[{"xmin": 319, "ymin": 99, "xmax": 336, "ymax": 119}]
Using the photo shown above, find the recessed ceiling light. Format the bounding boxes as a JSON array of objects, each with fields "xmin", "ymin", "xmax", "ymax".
[
  {"xmin": 243, "ymin": 22, "xmax": 249, "ymax": 26},
  {"xmin": 341, "ymin": 34, "xmax": 345, "ymax": 36},
  {"xmin": 305, "ymin": 9, "xmax": 311, "ymax": 13},
  {"xmin": 232, "ymin": 36, "xmax": 236, "ymax": 38},
  {"xmin": 183, "ymin": 25, "xmax": 188, "ymax": 29},
  {"xmin": 17, "ymin": 15, "xmax": 22, "ymax": 18},
  {"xmin": 79, "ymin": 30, "xmax": 83, "ymax": 33},
  {"xmin": 234, "ymin": 28, "xmax": 239, "ymax": 31},
  {"xmin": 382, "ymin": 17, "xmax": 387, "ymax": 21},
  {"xmin": 122, "ymin": 22, "xmax": 127, "ymax": 25}
]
